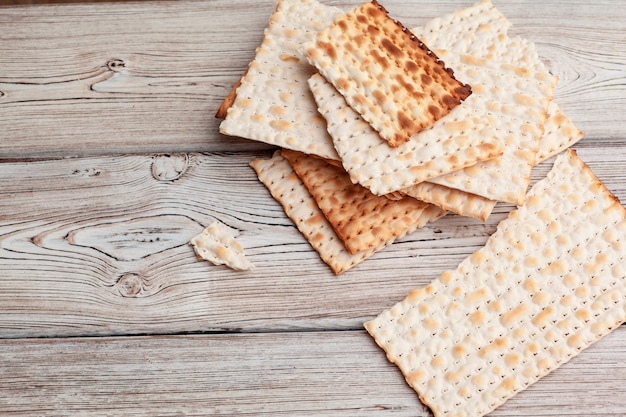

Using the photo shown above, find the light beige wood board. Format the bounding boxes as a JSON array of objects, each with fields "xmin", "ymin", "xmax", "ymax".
[
  {"xmin": 0, "ymin": 151, "xmax": 488, "ymax": 338},
  {"xmin": 1, "ymin": 329, "xmax": 626, "ymax": 416},
  {"xmin": 0, "ymin": 0, "xmax": 624, "ymax": 159},
  {"xmin": 0, "ymin": 148, "xmax": 623, "ymax": 338}
]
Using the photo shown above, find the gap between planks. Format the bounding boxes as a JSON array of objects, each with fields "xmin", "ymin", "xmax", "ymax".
[{"xmin": 1, "ymin": 328, "xmax": 626, "ymax": 416}]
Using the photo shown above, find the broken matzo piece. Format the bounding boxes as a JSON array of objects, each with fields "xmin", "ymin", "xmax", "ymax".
[
  {"xmin": 365, "ymin": 149, "xmax": 626, "ymax": 417},
  {"xmin": 218, "ymin": 0, "xmax": 343, "ymax": 160},
  {"xmin": 250, "ymin": 151, "xmax": 445, "ymax": 274},
  {"xmin": 304, "ymin": 0, "xmax": 472, "ymax": 147},
  {"xmin": 190, "ymin": 221, "xmax": 254, "ymax": 271},
  {"xmin": 281, "ymin": 149, "xmax": 436, "ymax": 254}
]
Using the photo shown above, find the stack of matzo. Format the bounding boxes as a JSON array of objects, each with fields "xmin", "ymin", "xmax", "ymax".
[
  {"xmin": 215, "ymin": 1, "xmax": 626, "ymax": 416},
  {"xmin": 217, "ymin": 0, "xmax": 583, "ymax": 273}
]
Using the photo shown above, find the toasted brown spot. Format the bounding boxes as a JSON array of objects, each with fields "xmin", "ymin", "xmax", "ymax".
[
  {"xmin": 493, "ymin": 337, "xmax": 509, "ymax": 350},
  {"xmin": 440, "ymin": 270, "xmax": 454, "ymax": 284},
  {"xmin": 372, "ymin": 50, "xmax": 390, "ymax": 70},
  {"xmin": 354, "ymin": 34, "xmax": 367, "ymax": 46},
  {"xmin": 394, "ymin": 74, "xmax": 417, "ymax": 96},
  {"xmin": 501, "ymin": 304, "xmax": 530, "ymax": 326},
  {"xmin": 317, "ymin": 41, "xmax": 337, "ymax": 60},
  {"xmin": 307, "ymin": 48, "xmax": 321, "ymax": 61},
  {"xmin": 373, "ymin": 89, "xmax": 387, "ymax": 105},
  {"xmin": 442, "ymin": 94, "xmax": 461, "ymax": 109},
  {"xmin": 407, "ymin": 288, "xmax": 425, "ymax": 302},
  {"xmin": 306, "ymin": 213, "xmax": 326, "ymax": 226},
  {"xmin": 532, "ymin": 306, "xmax": 555, "ymax": 326},
  {"xmin": 421, "ymin": 73, "xmax": 433, "ymax": 85},
  {"xmin": 338, "ymin": 20, "xmax": 348, "ymax": 31},
  {"xmin": 367, "ymin": 24, "xmax": 380, "ymax": 36},
  {"xmin": 270, "ymin": 120, "xmax": 292, "ymax": 131},
  {"xmin": 498, "ymin": 376, "xmax": 518, "ymax": 393},
  {"xmin": 279, "ymin": 53, "xmax": 300, "ymax": 63},
  {"xmin": 311, "ymin": 232, "xmax": 325, "ymax": 244},
  {"xmin": 445, "ymin": 371, "xmax": 463, "ymax": 384},
  {"xmin": 397, "ymin": 111, "xmax": 416, "ymax": 132},
  {"xmin": 431, "ymin": 355, "xmax": 447, "ymax": 369},
  {"xmin": 337, "ymin": 77, "xmax": 351, "ymax": 92},
  {"xmin": 554, "ymin": 112, "xmax": 568, "ymax": 126},
  {"xmin": 283, "ymin": 28, "xmax": 298, "ymax": 38},
  {"xmin": 505, "ymin": 353, "xmax": 522, "ymax": 367},
  {"xmin": 381, "ymin": 37, "xmax": 402, "ymax": 58},
  {"xmin": 469, "ymin": 310, "xmax": 487, "ymax": 325},
  {"xmin": 428, "ymin": 105, "xmax": 441, "ymax": 119},
  {"xmin": 407, "ymin": 369, "xmax": 426, "ymax": 384},
  {"xmin": 270, "ymin": 105, "xmax": 287, "ymax": 116},
  {"xmin": 423, "ymin": 317, "xmax": 440, "ymax": 330},
  {"xmin": 216, "ymin": 245, "xmax": 229, "ymax": 259},
  {"xmin": 479, "ymin": 142, "xmax": 501, "ymax": 155},
  {"xmin": 576, "ymin": 309, "xmax": 591, "ymax": 321},
  {"xmin": 467, "ymin": 287, "xmax": 488, "ymax": 304},
  {"xmin": 405, "ymin": 60, "xmax": 419, "ymax": 73},
  {"xmin": 354, "ymin": 94, "xmax": 368, "ymax": 106},
  {"xmin": 455, "ymin": 84, "xmax": 472, "ymax": 99},
  {"xmin": 453, "ymin": 344, "xmax": 467, "ymax": 358},
  {"xmin": 567, "ymin": 333, "xmax": 584, "ymax": 348}
]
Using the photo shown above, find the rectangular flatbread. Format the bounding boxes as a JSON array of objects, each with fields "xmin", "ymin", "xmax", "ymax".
[
  {"xmin": 219, "ymin": 0, "xmax": 343, "ymax": 160},
  {"xmin": 309, "ymin": 45, "xmax": 555, "ymax": 201},
  {"xmin": 365, "ymin": 149, "xmax": 626, "ymax": 417},
  {"xmin": 281, "ymin": 149, "xmax": 440, "ymax": 254},
  {"xmin": 411, "ymin": 0, "xmax": 582, "ymax": 203},
  {"xmin": 304, "ymin": 0, "xmax": 472, "ymax": 147},
  {"xmin": 250, "ymin": 151, "xmax": 445, "ymax": 274}
]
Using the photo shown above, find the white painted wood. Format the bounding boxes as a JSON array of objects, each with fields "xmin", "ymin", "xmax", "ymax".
[
  {"xmin": 1, "ymin": 329, "xmax": 626, "ymax": 416},
  {"xmin": 0, "ymin": 0, "xmax": 625, "ymax": 416}
]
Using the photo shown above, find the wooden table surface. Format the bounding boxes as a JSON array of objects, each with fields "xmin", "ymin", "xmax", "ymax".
[{"xmin": 1, "ymin": 0, "xmax": 625, "ymax": 415}]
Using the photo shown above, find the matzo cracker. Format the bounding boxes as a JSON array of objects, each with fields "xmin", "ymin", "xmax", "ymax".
[
  {"xmin": 190, "ymin": 221, "xmax": 254, "ymax": 271},
  {"xmin": 219, "ymin": 0, "xmax": 342, "ymax": 159},
  {"xmin": 250, "ymin": 151, "xmax": 445, "ymax": 274},
  {"xmin": 365, "ymin": 149, "xmax": 626, "ymax": 417},
  {"xmin": 281, "ymin": 149, "xmax": 436, "ymax": 254},
  {"xmin": 304, "ymin": 0, "xmax": 472, "ymax": 147}
]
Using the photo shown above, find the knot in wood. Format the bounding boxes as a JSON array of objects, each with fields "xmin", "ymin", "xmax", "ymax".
[
  {"xmin": 116, "ymin": 273, "xmax": 144, "ymax": 297},
  {"xmin": 151, "ymin": 153, "xmax": 189, "ymax": 181},
  {"xmin": 107, "ymin": 58, "xmax": 126, "ymax": 72}
]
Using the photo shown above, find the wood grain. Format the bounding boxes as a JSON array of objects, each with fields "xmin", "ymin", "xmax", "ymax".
[
  {"xmin": 0, "ymin": 148, "xmax": 624, "ymax": 338},
  {"xmin": 0, "ymin": 151, "xmax": 492, "ymax": 337},
  {"xmin": 0, "ymin": 0, "xmax": 624, "ymax": 159},
  {"xmin": 1, "ymin": 0, "xmax": 626, "ymax": 416},
  {"xmin": 1, "ymin": 329, "xmax": 626, "ymax": 416}
]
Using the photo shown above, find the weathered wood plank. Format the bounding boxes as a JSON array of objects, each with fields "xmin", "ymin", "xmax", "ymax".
[
  {"xmin": 0, "ymin": 147, "xmax": 623, "ymax": 338},
  {"xmin": 0, "ymin": 0, "xmax": 624, "ymax": 159},
  {"xmin": 1, "ymin": 329, "xmax": 626, "ymax": 416},
  {"xmin": 0, "ymin": 151, "xmax": 485, "ymax": 337}
]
